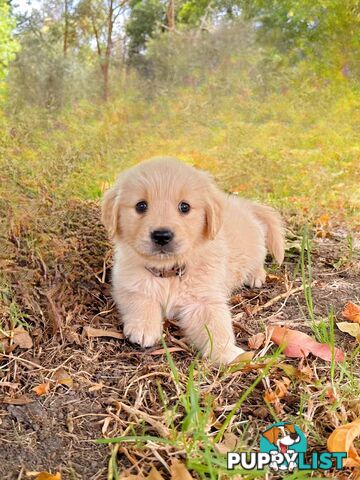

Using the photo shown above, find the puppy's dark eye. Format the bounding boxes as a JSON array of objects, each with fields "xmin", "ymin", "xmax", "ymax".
[
  {"xmin": 178, "ymin": 202, "xmax": 190, "ymax": 214},
  {"xmin": 135, "ymin": 201, "xmax": 148, "ymax": 214}
]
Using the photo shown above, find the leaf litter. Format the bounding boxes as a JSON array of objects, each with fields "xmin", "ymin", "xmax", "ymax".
[{"xmin": 0, "ymin": 200, "xmax": 359, "ymax": 478}]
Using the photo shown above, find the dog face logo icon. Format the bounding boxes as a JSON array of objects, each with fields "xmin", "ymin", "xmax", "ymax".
[{"xmin": 260, "ymin": 422, "xmax": 307, "ymax": 472}]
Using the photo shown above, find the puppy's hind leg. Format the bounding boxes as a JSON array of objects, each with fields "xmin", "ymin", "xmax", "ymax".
[{"xmin": 244, "ymin": 265, "xmax": 266, "ymax": 288}]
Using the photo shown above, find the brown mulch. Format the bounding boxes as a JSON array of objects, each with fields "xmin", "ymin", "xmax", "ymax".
[{"xmin": 0, "ymin": 200, "xmax": 359, "ymax": 479}]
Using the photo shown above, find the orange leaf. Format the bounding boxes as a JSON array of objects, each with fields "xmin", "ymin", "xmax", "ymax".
[
  {"xmin": 33, "ymin": 382, "xmax": 50, "ymax": 396},
  {"xmin": 35, "ymin": 473, "xmax": 61, "ymax": 480},
  {"xmin": 274, "ymin": 377, "xmax": 290, "ymax": 398},
  {"xmin": 327, "ymin": 418, "xmax": 360, "ymax": 467},
  {"xmin": 264, "ymin": 377, "xmax": 290, "ymax": 404},
  {"xmin": 342, "ymin": 303, "xmax": 360, "ymax": 324},
  {"xmin": 264, "ymin": 389, "xmax": 277, "ymax": 403},
  {"xmin": 270, "ymin": 326, "xmax": 344, "ymax": 362}
]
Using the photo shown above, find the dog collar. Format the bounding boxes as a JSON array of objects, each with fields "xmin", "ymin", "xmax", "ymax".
[{"xmin": 145, "ymin": 264, "xmax": 186, "ymax": 278}]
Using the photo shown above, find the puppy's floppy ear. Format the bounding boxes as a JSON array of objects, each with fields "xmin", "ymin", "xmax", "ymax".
[
  {"xmin": 101, "ymin": 184, "xmax": 121, "ymax": 240},
  {"xmin": 203, "ymin": 177, "xmax": 224, "ymax": 240},
  {"xmin": 263, "ymin": 427, "xmax": 280, "ymax": 445}
]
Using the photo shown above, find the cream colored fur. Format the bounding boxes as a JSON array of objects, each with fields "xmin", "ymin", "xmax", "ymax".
[{"xmin": 102, "ymin": 157, "xmax": 284, "ymax": 364}]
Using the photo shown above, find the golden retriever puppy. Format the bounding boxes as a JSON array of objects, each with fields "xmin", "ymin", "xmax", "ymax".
[{"xmin": 102, "ymin": 157, "xmax": 284, "ymax": 364}]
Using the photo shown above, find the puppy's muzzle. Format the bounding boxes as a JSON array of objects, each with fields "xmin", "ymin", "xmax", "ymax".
[{"xmin": 151, "ymin": 229, "xmax": 174, "ymax": 246}]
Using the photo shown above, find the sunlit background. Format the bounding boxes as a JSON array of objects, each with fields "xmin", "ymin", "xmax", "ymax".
[{"xmin": 1, "ymin": 0, "xmax": 359, "ymax": 223}]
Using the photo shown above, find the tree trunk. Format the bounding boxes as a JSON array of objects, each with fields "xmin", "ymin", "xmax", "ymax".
[
  {"xmin": 63, "ymin": 0, "xmax": 69, "ymax": 57},
  {"xmin": 166, "ymin": 0, "xmax": 175, "ymax": 31},
  {"xmin": 102, "ymin": 0, "xmax": 114, "ymax": 101}
]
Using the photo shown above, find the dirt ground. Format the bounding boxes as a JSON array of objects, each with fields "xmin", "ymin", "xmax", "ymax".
[{"xmin": 0, "ymin": 200, "xmax": 359, "ymax": 479}]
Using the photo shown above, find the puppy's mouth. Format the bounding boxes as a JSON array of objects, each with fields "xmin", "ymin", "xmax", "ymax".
[
  {"xmin": 135, "ymin": 239, "xmax": 184, "ymax": 258},
  {"xmin": 150, "ymin": 247, "xmax": 176, "ymax": 257}
]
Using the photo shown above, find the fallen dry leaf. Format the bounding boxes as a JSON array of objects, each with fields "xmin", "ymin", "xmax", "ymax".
[
  {"xmin": 325, "ymin": 386, "xmax": 337, "ymax": 404},
  {"xmin": 215, "ymin": 432, "xmax": 240, "ymax": 454},
  {"xmin": 53, "ymin": 368, "xmax": 73, "ymax": 388},
  {"xmin": 12, "ymin": 328, "xmax": 33, "ymax": 349},
  {"xmin": 264, "ymin": 389, "xmax": 277, "ymax": 403},
  {"xmin": 33, "ymin": 382, "xmax": 50, "ymax": 396},
  {"xmin": 150, "ymin": 347, "xmax": 184, "ymax": 355},
  {"xmin": 26, "ymin": 474, "xmax": 61, "ymax": 480},
  {"xmin": 35, "ymin": 474, "xmax": 61, "ymax": 480},
  {"xmin": 327, "ymin": 417, "xmax": 360, "ymax": 467},
  {"xmin": 337, "ymin": 322, "xmax": 360, "ymax": 341},
  {"xmin": 2, "ymin": 395, "xmax": 34, "ymax": 405},
  {"xmin": 266, "ymin": 273, "xmax": 283, "ymax": 283},
  {"xmin": 170, "ymin": 459, "xmax": 193, "ymax": 480},
  {"xmin": 342, "ymin": 303, "xmax": 360, "ymax": 324},
  {"xmin": 231, "ymin": 351, "xmax": 255, "ymax": 364},
  {"xmin": 264, "ymin": 377, "xmax": 290, "ymax": 404},
  {"xmin": 88, "ymin": 382, "xmax": 104, "ymax": 392},
  {"xmin": 248, "ymin": 332, "xmax": 265, "ymax": 350},
  {"xmin": 147, "ymin": 468, "xmax": 165, "ymax": 480},
  {"xmin": 83, "ymin": 326, "xmax": 124, "ymax": 340},
  {"xmin": 296, "ymin": 364, "xmax": 314, "ymax": 382},
  {"xmin": 270, "ymin": 326, "xmax": 344, "ymax": 362},
  {"xmin": 64, "ymin": 328, "xmax": 81, "ymax": 345},
  {"xmin": 0, "ymin": 381, "xmax": 20, "ymax": 389},
  {"xmin": 274, "ymin": 377, "xmax": 291, "ymax": 397}
]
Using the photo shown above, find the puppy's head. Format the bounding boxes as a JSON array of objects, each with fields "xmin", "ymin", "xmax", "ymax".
[{"xmin": 102, "ymin": 157, "xmax": 224, "ymax": 260}]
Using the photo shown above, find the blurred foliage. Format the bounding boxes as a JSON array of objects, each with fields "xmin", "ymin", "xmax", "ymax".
[
  {"xmin": 0, "ymin": 0, "xmax": 359, "ymax": 229},
  {"xmin": 0, "ymin": 0, "xmax": 19, "ymax": 100},
  {"xmin": 241, "ymin": 0, "xmax": 360, "ymax": 76}
]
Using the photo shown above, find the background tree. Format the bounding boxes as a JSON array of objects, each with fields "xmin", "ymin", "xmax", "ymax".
[
  {"xmin": 77, "ymin": 0, "xmax": 129, "ymax": 100},
  {"xmin": 240, "ymin": 0, "xmax": 360, "ymax": 75},
  {"xmin": 0, "ymin": 0, "xmax": 18, "ymax": 97}
]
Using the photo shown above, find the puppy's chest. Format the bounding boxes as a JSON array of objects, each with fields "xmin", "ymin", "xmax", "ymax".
[{"xmin": 135, "ymin": 274, "xmax": 189, "ymax": 318}]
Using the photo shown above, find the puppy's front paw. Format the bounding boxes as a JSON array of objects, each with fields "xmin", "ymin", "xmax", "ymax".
[
  {"xmin": 214, "ymin": 345, "xmax": 248, "ymax": 365},
  {"xmin": 124, "ymin": 321, "xmax": 162, "ymax": 348}
]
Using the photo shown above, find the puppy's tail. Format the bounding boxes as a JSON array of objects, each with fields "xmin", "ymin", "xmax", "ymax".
[{"xmin": 252, "ymin": 203, "xmax": 285, "ymax": 265}]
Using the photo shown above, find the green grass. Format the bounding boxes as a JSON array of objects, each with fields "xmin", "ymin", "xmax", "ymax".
[
  {"xmin": 97, "ymin": 341, "xmax": 354, "ymax": 479},
  {"xmin": 1, "ymin": 77, "xmax": 359, "ymax": 229},
  {"xmin": 97, "ymin": 350, "xmax": 278, "ymax": 479}
]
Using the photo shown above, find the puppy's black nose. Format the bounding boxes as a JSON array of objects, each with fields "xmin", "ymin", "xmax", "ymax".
[{"xmin": 151, "ymin": 229, "xmax": 174, "ymax": 246}]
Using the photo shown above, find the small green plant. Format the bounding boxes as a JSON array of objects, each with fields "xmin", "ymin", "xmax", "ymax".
[
  {"xmin": 300, "ymin": 226, "xmax": 315, "ymax": 324},
  {"xmin": 0, "ymin": 278, "xmax": 30, "ymax": 332},
  {"xmin": 97, "ymin": 342, "xmax": 284, "ymax": 479},
  {"xmin": 107, "ymin": 445, "xmax": 120, "ymax": 480},
  {"xmin": 299, "ymin": 229, "xmax": 340, "ymax": 384}
]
